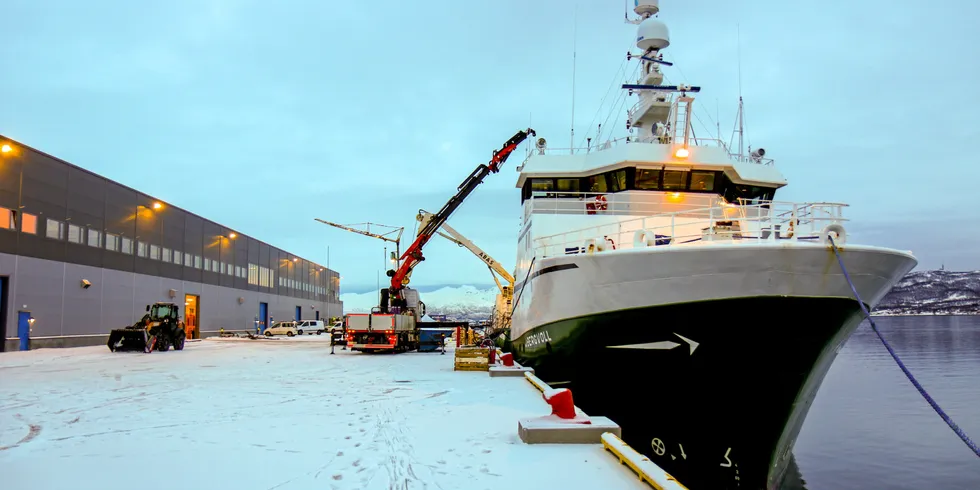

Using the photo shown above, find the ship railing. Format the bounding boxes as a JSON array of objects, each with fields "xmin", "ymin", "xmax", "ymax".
[
  {"xmin": 518, "ymin": 136, "xmax": 773, "ymax": 165},
  {"xmin": 524, "ymin": 191, "xmax": 725, "ymax": 219},
  {"xmin": 530, "ymin": 200, "xmax": 849, "ymax": 258}
]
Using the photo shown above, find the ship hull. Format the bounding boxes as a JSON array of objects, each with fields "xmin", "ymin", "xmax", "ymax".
[{"xmin": 510, "ymin": 243, "xmax": 916, "ymax": 489}]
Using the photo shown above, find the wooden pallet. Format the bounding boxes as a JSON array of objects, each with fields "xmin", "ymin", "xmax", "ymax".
[{"xmin": 454, "ymin": 347, "xmax": 490, "ymax": 371}]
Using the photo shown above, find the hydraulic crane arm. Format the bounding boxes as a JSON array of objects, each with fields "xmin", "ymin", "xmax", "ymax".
[
  {"xmin": 418, "ymin": 210, "xmax": 515, "ymax": 295},
  {"xmin": 388, "ymin": 128, "xmax": 535, "ymax": 293},
  {"xmin": 314, "ymin": 219, "xmax": 403, "ymax": 245}
]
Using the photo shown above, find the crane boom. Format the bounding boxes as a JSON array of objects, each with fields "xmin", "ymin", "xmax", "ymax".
[
  {"xmin": 420, "ymin": 210, "xmax": 515, "ymax": 289},
  {"xmin": 420, "ymin": 210, "xmax": 515, "ymax": 333},
  {"xmin": 315, "ymin": 219, "xmax": 404, "ymax": 260},
  {"xmin": 386, "ymin": 128, "xmax": 534, "ymax": 302}
]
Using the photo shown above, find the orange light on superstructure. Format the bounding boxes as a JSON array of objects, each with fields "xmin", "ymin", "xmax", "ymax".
[{"xmin": 674, "ymin": 147, "xmax": 689, "ymax": 158}]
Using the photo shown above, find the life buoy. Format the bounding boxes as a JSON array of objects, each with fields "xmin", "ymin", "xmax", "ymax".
[{"xmin": 594, "ymin": 195, "xmax": 608, "ymax": 211}]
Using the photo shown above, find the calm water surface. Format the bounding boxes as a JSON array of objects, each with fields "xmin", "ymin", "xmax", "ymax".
[{"xmin": 795, "ymin": 315, "xmax": 980, "ymax": 489}]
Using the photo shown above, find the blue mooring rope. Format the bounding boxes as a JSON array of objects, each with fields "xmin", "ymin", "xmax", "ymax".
[{"xmin": 829, "ymin": 236, "xmax": 980, "ymax": 458}]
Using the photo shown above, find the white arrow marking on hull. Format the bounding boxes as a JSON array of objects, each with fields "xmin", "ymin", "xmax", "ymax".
[
  {"xmin": 607, "ymin": 341, "xmax": 680, "ymax": 350},
  {"xmin": 673, "ymin": 333, "xmax": 699, "ymax": 355},
  {"xmin": 679, "ymin": 443, "xmax": 686, "ymax": 460},
  {"xmin": 720, "ymin": 447, "xmax": 732, "ymax": 467}
]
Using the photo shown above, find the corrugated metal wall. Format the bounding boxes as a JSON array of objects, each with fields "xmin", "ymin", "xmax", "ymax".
[{"xmin": 1, "ymin": 252, "xmax": 343, "ymax": 341}]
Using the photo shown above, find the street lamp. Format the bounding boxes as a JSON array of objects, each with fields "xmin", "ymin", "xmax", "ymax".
[{"xmin": 1, "ymin": 144, "xmax": 11, "ymax": 153}]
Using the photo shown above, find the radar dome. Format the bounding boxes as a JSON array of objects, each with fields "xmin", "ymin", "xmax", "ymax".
[
  {"xmin": 636, "ymin": 17, "xmax": 670, "ymax": 51},
  {"xmin": 633, "ymin": 0, "xmax": 660, "ymax": 17}
]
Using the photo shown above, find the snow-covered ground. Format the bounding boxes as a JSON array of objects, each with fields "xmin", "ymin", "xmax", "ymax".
[{"xmin": 0, "ymin": 338, "xmax": 644, "ymax": 490}]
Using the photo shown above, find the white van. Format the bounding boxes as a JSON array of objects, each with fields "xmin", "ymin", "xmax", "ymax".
[{"xmin": 295, "ymin": 320, "xmax": 327, "ymax": 335}]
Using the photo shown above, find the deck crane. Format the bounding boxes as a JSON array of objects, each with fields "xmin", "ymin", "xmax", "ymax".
[
  {"xmin": 417, "ymin": 209, "xmax": 515, "ymax": 334},
  {"xmin": 313, "ymin": 219, "xmax": 404, "ymax": 266},
  {"xmin": 381, "ymin": 128, "xmax": 535, "ymax": 314}
]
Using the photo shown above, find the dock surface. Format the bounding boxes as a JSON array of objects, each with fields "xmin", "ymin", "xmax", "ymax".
[{"xmin": 0, "ymin": 337, "xmax": 647, "ymax": 490}]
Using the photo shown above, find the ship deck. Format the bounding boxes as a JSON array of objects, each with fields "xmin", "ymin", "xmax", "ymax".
[{"xmin": 0, "ymin": 336, "xmax": 651, "ymax": 490}]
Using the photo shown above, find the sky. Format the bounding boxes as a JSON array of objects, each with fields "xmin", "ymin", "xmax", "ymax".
[{"xmin": 1, "ymin": 0, "xmax": 978, "ymax": 293}]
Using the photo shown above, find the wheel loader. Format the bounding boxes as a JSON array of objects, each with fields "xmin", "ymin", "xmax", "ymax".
[{"xmin": 107, "ymin": 302, "xmax": 187, "ymax": 353}]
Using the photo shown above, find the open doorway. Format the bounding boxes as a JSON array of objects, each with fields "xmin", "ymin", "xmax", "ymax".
[
  {"xmin": 184, "ymin": 294, "xmax": 200, "ymax": 339},
  {"xmin": 0, "ymin": 276, "xmax": 8, "ymax": 352}
]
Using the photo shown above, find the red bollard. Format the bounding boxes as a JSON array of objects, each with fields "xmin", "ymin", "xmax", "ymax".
[
  {"xmin": 501, "ymin": 352, "xmax": 514, "ymax": 367},
  {"xmin": 488, "ymin": 348, "xmax": 496, "ymax": 364},
  {"xmin": 455, "ymin": 326, "xmax": 461, "ymax": 348},
  {"xmin": 543, "ymin": 388, "xmax": 577, "ymax": 420}
]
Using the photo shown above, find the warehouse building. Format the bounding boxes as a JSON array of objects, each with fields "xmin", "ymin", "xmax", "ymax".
[{"xmin": 0, "ymin": 135, "xmax": 343, "ymax": 351}]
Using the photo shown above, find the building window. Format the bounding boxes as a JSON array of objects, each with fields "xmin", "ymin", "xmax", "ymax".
[
  {"xmin": 185, "ymin": 252, "xmax": 192, "ymax": 266},
  {"xmin": 46, "ymin": 218, "xmax": 65, "ymax": 240},
  {"xmin": 137, "ymin": 241, "xmax": 148, "ymax": 257},
  {"xmin": 68, "ymin": 224, "xmax": 82, "ymax": 244},
  {"xmin": 203, "ymin": 258, "xmax": 211, "ymax": 270},
  {"xmin": 21, "ymin": 213, "xmax": 37, "ymax": 234},
  {"xmin": 212, "ymin": 261, "xmax": 220, "ymax": 273},
  {"xmin": 194, "ymin": 255, "xmax": 202, "ymax": 269},
  {"xmin": 87, "ymin": 228, "xmax": 101, "ymax": 247},
  {"xmin": 0, "ymin": 207, "xmax": 12, "ymax": 230},
  {"xmin": 105, "ymin": 233, "xmax": 119, "ymax": 251},
  {"xmin": 227, "ymin": 264, "xmax": 234, "ymax": 276},
  {"xmin": 173, "ymin": 251, "xmax": 182, "ymax": 265},
  {"xmin": 121, "ymin": 237, "xmax": 133, "ymax": 254},
  {"xmin": 635, "ymin": 169, "xmax": 661, "ymax": 190},
  {"xmin": 161, "ymin": 247, "xmax": 171, "ymax": 262},
  {"xmin": 150, "ymin": 244, "xmax": 160, "ymax": 260},
  {"xmin": 248, "ymin": 264, "xmax": 259, "ymax": 285}
]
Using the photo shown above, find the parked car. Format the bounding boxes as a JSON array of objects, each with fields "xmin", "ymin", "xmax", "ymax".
[
  {"xmin": 265, "ymin": 321, "xmax": 298, "ymax": 337},
  {"xmin": 295, "ymin": 320, "xmax": 327, "ymax": 335}
]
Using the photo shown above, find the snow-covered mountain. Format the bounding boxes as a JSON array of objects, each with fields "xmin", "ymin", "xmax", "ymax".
[
  {"xmin": 340, "ymin": 285, "xmax": 497, "ymax": 321},
  {"xmin": 339, "ymin": 270, "xmax": 980, "ymax": 320},
  {"xmin": 874, "ymin": 270, "xmax": 980, "ymax": 316}
]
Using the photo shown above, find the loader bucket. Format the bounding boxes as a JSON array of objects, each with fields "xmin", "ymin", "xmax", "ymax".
[{"xmin": 107, "ymin": 329, "xmax": 154, "ymax": 353}]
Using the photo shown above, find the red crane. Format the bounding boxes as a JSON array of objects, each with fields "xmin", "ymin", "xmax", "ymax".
[{"xmin": 380, "ymin": 128, "xmax": 535, "ymax": 312}]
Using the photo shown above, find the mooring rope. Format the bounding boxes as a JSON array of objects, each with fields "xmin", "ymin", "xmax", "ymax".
[{"xmin": 829, "ymin": 236, "xmax": 980, "ymax": 458}]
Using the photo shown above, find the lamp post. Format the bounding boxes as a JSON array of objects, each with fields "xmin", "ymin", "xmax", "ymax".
[{"xmin": 1, "ymin": 142, "xmax": 24, "ymax": 231}]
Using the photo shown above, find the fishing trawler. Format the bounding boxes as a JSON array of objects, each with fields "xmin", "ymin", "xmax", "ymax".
[{"xmin": 509, "ymin": 1, "xmax": 917, "ymax": 489}]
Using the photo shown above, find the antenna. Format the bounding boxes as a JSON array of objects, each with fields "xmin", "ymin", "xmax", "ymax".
[
  {"xmin": 737, "ymin": 24, "xmax": 743, "ymax": 156},
  {"xmin": 570, "ymin": 3, "xmax": 578, "ymax": 154}
]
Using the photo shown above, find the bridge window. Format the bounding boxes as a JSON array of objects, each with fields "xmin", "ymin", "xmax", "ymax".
[
  {"xmin": 607, "ymin": 169, "xmax": 627, "ymax": 192},
  {"xmin": 556, "ymin": 178, "xmax": 580, "ymax": 192},
  {"xmin": 530, "ymin": 179, "xmax": 554, "ymax": 192},
  {"xmin": 587, "ymin": 175, "xmax": 607, "ymax": 193},
  {"xmin": 662, "ymin": 170, "xmax": 688, "ymax": 190},
  {"xmin": 635, "ymin": 169, "xmax": 661, "ymax": 190},
  {"xmin": 690, "ymin": 171, "xmax": 715, "ymax": 191}
]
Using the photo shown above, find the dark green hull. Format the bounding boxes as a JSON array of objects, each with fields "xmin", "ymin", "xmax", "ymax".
[{"xmin": 511, "ymin": 296, "xmax": 864, "ymax": 490}]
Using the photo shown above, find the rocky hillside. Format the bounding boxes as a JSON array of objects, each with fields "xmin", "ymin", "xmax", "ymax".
[{"xmin": 874, "ymin": 270, "xmax": 980, "ymax": 316}]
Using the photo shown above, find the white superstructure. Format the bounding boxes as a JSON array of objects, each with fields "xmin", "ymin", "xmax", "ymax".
[{"xmin": 510, "ymin": 0, "xmax": 911, "ymax": 339}]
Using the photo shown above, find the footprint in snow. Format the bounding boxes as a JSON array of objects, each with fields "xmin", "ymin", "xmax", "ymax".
[
  {"xmin": 337, "ymin": 451, "xmax": 344, "ymax": 457},
  {"xmin": 332, "ymin": 474, "xmax": 343, "ymax": 480}
]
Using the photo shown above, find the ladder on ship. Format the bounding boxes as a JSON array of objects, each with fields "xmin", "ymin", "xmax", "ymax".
[{"xmin": 669, "ymin": 96, "xmax": 694, "ymax": 146}]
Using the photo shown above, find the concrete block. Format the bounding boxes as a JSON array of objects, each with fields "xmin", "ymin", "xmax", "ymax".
[
  {"xmin": 489, "ymin": 366, "xmax": 534, "ymax": 377},
  {"xmin": 518, "ymin": 416, "xmax": 621, "ymax": 444}
]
